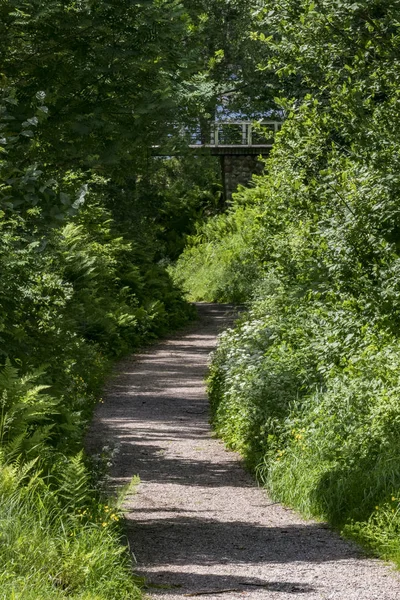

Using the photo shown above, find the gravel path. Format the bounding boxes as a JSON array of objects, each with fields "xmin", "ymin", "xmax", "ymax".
[{"xmin": 87, "ymin": 303, "xmax": 400, "ymax": 600}]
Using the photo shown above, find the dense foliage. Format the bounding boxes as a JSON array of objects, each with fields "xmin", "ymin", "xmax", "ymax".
[
  {"xmin": 174, "ymin": 0, "xmax": 400, "ymax": 566},
  {"xmin": 7, "ymin": 0, "xmax": 400, "ymax": 590},
  {"xmin": 0, "ymin": 0, "xmax": 243, "ymax": 596}
]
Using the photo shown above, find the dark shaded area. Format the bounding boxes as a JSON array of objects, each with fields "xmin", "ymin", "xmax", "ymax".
[
  {"xmin": 311, "ymin": 446, "xmax": 400, "ymax": 527},
  {"xmin": 127, "ymin": 516, "xmax": 362, "ymax": 568},
  {"xmin": 145, "ymin": 572, "xmax": 315, "ymax": 595}
]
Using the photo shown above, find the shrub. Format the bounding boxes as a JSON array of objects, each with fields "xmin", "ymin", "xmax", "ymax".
[{"xmin": 200, "ymin": 7, "xmax": 400, "ymax": 566}]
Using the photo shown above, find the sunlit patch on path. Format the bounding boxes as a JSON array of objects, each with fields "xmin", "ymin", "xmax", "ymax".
[{"xmin": 87, "ymin": 304, "xmax": 400, "ymax": 600}]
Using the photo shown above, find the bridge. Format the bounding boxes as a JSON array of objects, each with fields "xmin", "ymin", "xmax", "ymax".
[
  {"xmin": 187, "ymin": 120, "xmax": 282, "ymax": 152},
  {"xmin": 195, "ymin": 121, "xmax": 281, "ymax": 200},
  {"xmin": 157, "ymin": 120, "xmax": 282, "ymax": 201}
]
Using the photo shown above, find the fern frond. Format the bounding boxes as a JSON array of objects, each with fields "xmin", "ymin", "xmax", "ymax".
[
  {"xmin": 4, "ymin": 432, "xmax": 27, "ymax": 463},
  {"xmin": 115, "ymin": 475, "xmax": 140, "ymax": 509},
  {"xmin": 57, "ymin": 451, "xmax": 91, "ymax": 509}
]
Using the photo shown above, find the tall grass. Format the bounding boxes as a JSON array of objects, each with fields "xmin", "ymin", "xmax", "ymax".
[
  {"xmin": 0, "ymin": 455, "xmax": 142, "ymax": 600},
  {"xmin": 208, "ymin": 282, "xmax": 400, "ymax": 566},
  {"xmin": 0, "ymin": 184, "xmax": 195, "ymax": 598}
]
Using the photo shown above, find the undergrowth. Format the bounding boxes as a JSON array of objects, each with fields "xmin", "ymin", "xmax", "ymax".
[
  {"xmin": 0, "ymin": 86, "xmax": 197, "ymax": 598},
  {"xmin": 0, "ymin": 200, "xmax": 194, "ymax": 598},
  {"xmin": 0, "ymin": 454, "xmax": 142, "ymax": 600}
]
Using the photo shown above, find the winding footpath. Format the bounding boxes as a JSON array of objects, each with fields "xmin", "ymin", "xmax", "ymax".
[{"xmin": 87, "ymin": 304, "xmax": 400, "ymax": 599}]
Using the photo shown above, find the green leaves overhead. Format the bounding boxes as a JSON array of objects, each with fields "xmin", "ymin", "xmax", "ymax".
[{"xmin": 1, "ymin": 0, "xmax": 193, "ymax": 171}]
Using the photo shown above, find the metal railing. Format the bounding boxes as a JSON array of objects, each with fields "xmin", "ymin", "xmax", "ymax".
[{"xmin": 185, "ymin": 121, "xmax": 283, "ymax": 147}]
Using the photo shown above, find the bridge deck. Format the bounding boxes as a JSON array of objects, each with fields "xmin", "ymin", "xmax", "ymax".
[
  {"xmin": 152, "ymin": 121, "xmax": 281, "ymax": 156},
  {"xmin": 189, "ymin": 144, "xmax": 273, "ymax": 156}
]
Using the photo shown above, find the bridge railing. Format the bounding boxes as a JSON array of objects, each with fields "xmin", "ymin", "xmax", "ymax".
[{"xmin": 185, "ymin": 121, "xmax": 283, "ymax": 147}]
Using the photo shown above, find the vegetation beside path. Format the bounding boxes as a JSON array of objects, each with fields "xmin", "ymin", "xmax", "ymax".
[
  {"xmin": 173, "ymin": 0, "xmax": 400, "ymax": 567},
  {"xmin": 3, "ymin": 0, "xmax": 400, "ymax": 596},
  {"xmin": 0, "ymin": 0, "xmax": 224, "ymax": 597}
]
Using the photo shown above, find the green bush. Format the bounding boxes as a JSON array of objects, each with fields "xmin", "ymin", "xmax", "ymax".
[
  {"xmin": 0, "ymin": 355, "xmax": 143, "ymax": 600},
  {"xmin": 0, "ymin": 76, "xmax": 195, "ymax": 599},
  {"xmin": 170, "ymin": 204, "xmax": 264, "ymax": 302},
  {"xmin": 198, "ymin": 0, "xmax": 400, "ymax": 567},
  {"xmin": 209, "ymin": 274, "xmax": 400, "ymax": 565}
]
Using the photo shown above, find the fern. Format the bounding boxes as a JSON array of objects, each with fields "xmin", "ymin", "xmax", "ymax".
[
  {"xmin": 0, "ymin": 360, "xmax": 59, "ymax": 462},
  {"xmin": 114, "ymin": 474, "xmax": 140, "ymax": 509},
  {"xmin": 0, "ymin": 457, "xmax": 39, "ymax": 496},
  {"xmin": 56, "ymin": 451, "xmax": 91, "ymax": 510}
]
